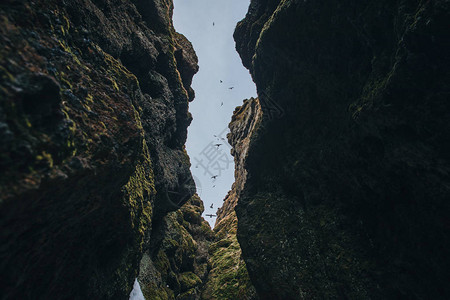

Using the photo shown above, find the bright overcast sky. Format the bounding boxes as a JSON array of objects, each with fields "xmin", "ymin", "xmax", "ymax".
[{"xmin": 173, "ymin": 0, "xmax": 256, "ymax": 227}]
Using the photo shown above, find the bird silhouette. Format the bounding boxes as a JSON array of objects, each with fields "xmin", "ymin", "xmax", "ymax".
[
  {"xmin": 210, "ymin": 203, "xmax": 214, "ymax": 208},
  {"xmin": 221, "ymin": 102, "xmax": 223, "ymax": 106},
  {"xmin": 220, "ymin": 80, "xmax": 223, "ymax": 83},
  {"xmin": 228, "ymin": 87, "xmax": 234, "ymax": 90},
  {"xmin": 214, "ymin": 143, "xmax": 222, "ymax": 148},
  {"xmin": 206, "ymin": 214, "xmax": 216, "ymax": 218},
  {"xmin": 211, "ymin": 175, "xmax": 218, "ymax": 179}
]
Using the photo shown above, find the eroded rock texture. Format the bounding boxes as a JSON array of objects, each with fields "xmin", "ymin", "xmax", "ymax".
[
  {"xmin": 0, "ymin": 0, "xmax": 198, "ymax": 298},
  {"xmin": 234, "ymin": 0, "xmax": 450, "ymax": 299},
  {"xmin": 202, "ymin": 98, "xmax": 261, "ymax": 300},
  {"xmin": 138, "ymin": 194, "xmax": 215, "ymax": 300}
]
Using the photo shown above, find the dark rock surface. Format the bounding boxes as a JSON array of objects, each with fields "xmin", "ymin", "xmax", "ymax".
[
  {"xmin": 4, "ymin": 0, "xmax": 449, "ymax": 299},
  {"xmin": 138, "ymin": 194, "xmax": 215, "ymax": 300},
  {"xmin": 234, "ymin": 0, "xmax": 450, "ymax": 299},
  {"xmin": 0, "ymin": 0, "xmax": 198, "ymax": 299}
]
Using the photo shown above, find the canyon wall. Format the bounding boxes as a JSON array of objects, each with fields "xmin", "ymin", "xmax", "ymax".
[
  {"xmin": 0, "ymin": 0, "xmax": 199, "ymax": 298},
  {"xmin": 234, "ymin": 0, "xmax": 450, "ymax": 299},
  {"xmin": 202, "ymin": 98, "xmax": 261, "ymax": 300},
  {"xmin": 3, "ymin": 0, "xmax": 449, "ymax": 299},
  {"xmin": 138, "ymin": 194, "xmax": 214, "ymax": 299}
]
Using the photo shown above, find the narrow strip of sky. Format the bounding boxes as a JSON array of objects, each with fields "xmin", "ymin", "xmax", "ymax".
[{"xmin": 173, "ymin": 0, "xmax": 256, "ymax": 226}]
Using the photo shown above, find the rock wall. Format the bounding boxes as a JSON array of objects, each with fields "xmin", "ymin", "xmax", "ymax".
[
  {"xmin": 202, "ymin": 98, "xmax": 261, "ymax": 300},
  {"xmin": 138, "ymin": 194, "xmax": 214, "ymax": 300},
  {"xmin": 0, "ymin": 0, "xmax": 198, "ymax": 298},
  {"xmin": 216, "ymin": 98, "xmax": 262, "ymax": 225},
  {"xmin": 234, "ymin": 0, "xmax": 450, "ymax": 299}
]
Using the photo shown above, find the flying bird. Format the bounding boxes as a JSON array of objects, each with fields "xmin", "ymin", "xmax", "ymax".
[
  {"xmin": 211, "ymin": 175, "xmax": 218, "ymax": 179},
  {"xmin": 228, "ymin": 87, "xmax": 234, "ymax": 90},
  {"xmin": 210, "ymin": 203, "xmax": 214, "ymax": 208},
  {"xmin": 220, "ymin": 80, "xmax": 223, "ymax": 83},
  {"xmin": 214, "ymin": 143, "xmax": 222, "ymax": 148},
  {"xmin": 206, "ymin": 214, "xmax": 216, "ymax": 218},
  {"xmin": 221, "ymin": 102, "xmax": 223, "ymax": 106}
]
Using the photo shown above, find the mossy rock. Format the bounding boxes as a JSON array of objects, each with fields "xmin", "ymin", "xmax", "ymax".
[
  {"xmin": 179, "ymin": 272, "xmax": 202, "ymax": 291},
  {"xmin": 138, "ymin": 195, "xmax": 215, "ymax": 299}
]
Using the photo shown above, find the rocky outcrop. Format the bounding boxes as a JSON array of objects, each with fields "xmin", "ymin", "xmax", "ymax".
[
  {"xmin": 138, "ymin": 194, "xmax": 214, "ymax": 300},
  {"xmin": 202, "ymin": 98, "xmax": 261, "ymax": 300},
  {"xmin": 0, "ymin": 0, "xmax": 197, "ymax": 299},
  {"xmin": 234, "ymin": 0, "xmax": 450, "ymax": 299},
  {"xmin": 216, "ymin": 98, "xmax": 262, "ymax": 225},
  {"xmin": 140, "ymin": 98, "xmax": 262, "ymax": 300}
]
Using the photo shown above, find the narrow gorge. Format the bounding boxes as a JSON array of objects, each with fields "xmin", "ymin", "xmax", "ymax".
[{"xmin": 1, "ymin": 0, "xmax": 449, "ymax": 299}]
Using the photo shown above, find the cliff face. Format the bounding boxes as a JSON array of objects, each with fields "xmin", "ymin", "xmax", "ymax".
[
  {"xmin": 0, "ymin": 0, "xmax": 198, "ymax": 299},
  {"xmin": 138, "ymin": 194, "xmax": 214, "ymax": 300},
  {"xmin": 216, "ymin": 98, "xmax": 262, "ymax": 225},
  {"xmin": 234, "ymin": 0, "xmax": 450, "ymax": 299},
  {"xmin": 138, "ymin": 98, "xmax": 262, "ymax": 300},
  {"xmin": 202, "ymin": 98, "xmax": 261, "ymax": 300}
]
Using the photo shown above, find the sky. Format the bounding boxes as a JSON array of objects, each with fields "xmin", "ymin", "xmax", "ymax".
[
  {"xmin": 173, "ymin": 0, "xmax": 256, "ymax": 227},
  {"xmin": 130, "ymin": 1, "xmax": 255, "ymax": 297}
]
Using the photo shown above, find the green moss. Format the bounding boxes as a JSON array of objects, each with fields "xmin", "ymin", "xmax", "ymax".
[
  {"xmin": 96, "ymin": 45, "xmax": 139, "ymax": 92},
  {"xmin": 142, "ymin": 283, "xmax": 171, "ymax": 300},
  {"xmin": 179, "ymin": 272, "xmax": 201, "ymax": 291},
  {"xmin": 0, "ymin": 2, "xmax": 200, "ymax": 299},
  {"xmin": 60, "ymin": 105, "xmax": 77, "ymax": 156},
  {"xmin": 177, "ymin": 288, "xmax": 196, "ymax": 299},
  {"xmin": 24, "ymin": 117, "xmax": 32, "ymax": 128},
  {"xmin": 208, "ymin": 239, "xmax": 231, "ymax": 254},
  {"xmin": 36, "ymin": 151, "xmax": 54, "ymax": 168},
  {"xmin": 202, "ymin": 212, "xmax": 256, "ymax": 299},
  {"xmin": 123, "ymin": 139, "xmax": 156, "ymax": 250},
  {"xmin": 86, "ymin": 94, "xmax": 94, "ymax": 104},
  {"xmin": 138, "ymin": 195, "xmax": 214, "ymax": 299},
  {"xmin": 155, "ymin": 251, "xmax": 170, "ymax": 279}
]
